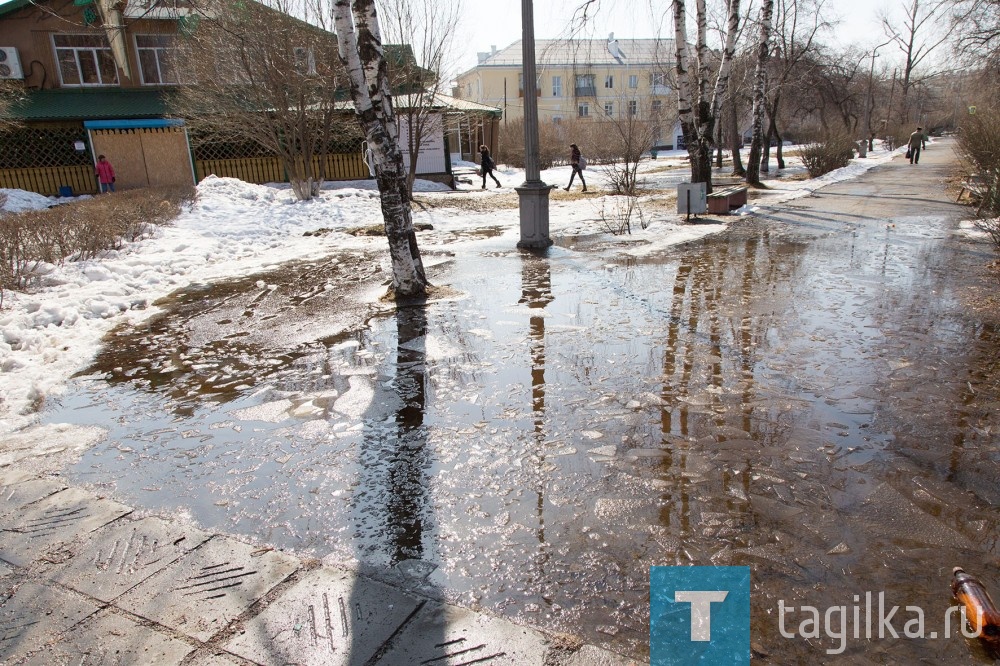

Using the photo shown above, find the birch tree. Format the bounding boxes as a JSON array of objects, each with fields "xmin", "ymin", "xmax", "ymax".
[
  {"xmin": 672, "ymin": 0, "xmax": 741, "ymax": 190},
  {"xmin": 333, "ymin": 0, "xmax": 428, "ymax": 298},
  {"xmin": 746, "ymin": 0, "xmax": 774, "ymax": 186}
]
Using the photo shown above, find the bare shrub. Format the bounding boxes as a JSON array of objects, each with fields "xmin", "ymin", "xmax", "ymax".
[
  {"xmin": 0, "ymin": 186, "xmax": 194, "ymax": 295},
  {"xmin": 957, "ymin": 110, "xmax": 1000, "ymax": 220},
  {"xmin": 799, "ymin": 133, "xmax": 857, "ymax": 177},
  {"xmin": 599, "ymin": 195, "xmax": 647, "ymax": 235},
  {"xmin": 497, "ymin": 118, "xmax": 564, "ymax": 169}
]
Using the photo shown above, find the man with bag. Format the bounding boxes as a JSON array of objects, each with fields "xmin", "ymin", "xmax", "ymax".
[
  {"xmin": 563, "ymin": 143, "xmax": 587, "ymax": 192},
  {"xmin": 906, "ymin": 127, "xmax": 923, "ymax": 165}
]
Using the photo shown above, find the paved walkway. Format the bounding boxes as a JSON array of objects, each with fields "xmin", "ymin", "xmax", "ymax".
[{"xmin": 0, "ymin": 469, "xmax": 640, "ymax": 665}]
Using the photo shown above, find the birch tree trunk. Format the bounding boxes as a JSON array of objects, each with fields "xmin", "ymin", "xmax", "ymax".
[
  {"xmin": 333, "ymin": 0, "xmax": 427, "ymax": 298},
  {"xmin": 746, "ymin": 0, "xmax": 774, "ymax": 186},
  {"xmin": 673, "ymin": 0, "xmax": 740, "ymax": 191}
]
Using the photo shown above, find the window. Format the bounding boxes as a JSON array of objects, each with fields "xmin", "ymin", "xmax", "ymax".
[
  {"xmin": 628, "ymin": 74, "xmax": 638, "ymax": 88},
  {"xmin": 604, "ymin": 74, "xmax": 614, "ymax": 88},
  {"xmin": 652, "ymin": 72, "xmax": 671, "ymax": 94},
  {"xmin": 552, "ymin": 75, "xmax": 562, "ymax": 97},
  {"xmin": 604, "ymin": 102, "xmax": 614, "ymax": 116},
  {"xmin": 651, "ymin": 99, "xmax": 663, "ymax": 115},
  {"xmin": 136, "ymin": 34, "xmax": 186, "ymax": 85},
  {"xmin": 575, "ymin": 74, "xmax": 596, "ymax": 96},
  {"xmin": 628, "ymin": 100, "xmax": 637, "ymax": 116},
  {"xmin": 54, "ymin": 34, "xmax": 119, "ymax": 86},
  {"xmin": 578, "ymin": 102, "xmax": 589, "ymax": 118},
  {"xmin": 553, "ymin": 116, "xmax": 562, "ymax": 125}
]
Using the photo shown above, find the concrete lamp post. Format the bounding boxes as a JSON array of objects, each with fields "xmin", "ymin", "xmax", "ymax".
[{"xmin": 515, "ymin": 0, "xmax": 554, "ymax": 249}]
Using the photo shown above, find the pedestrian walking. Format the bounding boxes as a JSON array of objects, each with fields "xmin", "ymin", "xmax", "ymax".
[
  {"xmin": 563, "ymin": 143, "xmax": 587, "ymax": 192},
  {"xmin": 95, "ymin": 154, "xmax": 116, "ymax": 193},
  {"xmin": 907, "ymin": 127, "xmax": 923, "ymax": 165},
  {"xmin": 479, "ymin": 145, "xmax": 501, "ymax": 189}
]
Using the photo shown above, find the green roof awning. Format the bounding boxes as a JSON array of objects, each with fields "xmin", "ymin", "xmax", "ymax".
[{"xmin": 9, "ymin": 88, "xmax": 178, "ymax": 121}]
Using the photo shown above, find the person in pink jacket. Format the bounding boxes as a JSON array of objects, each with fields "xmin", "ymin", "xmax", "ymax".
[{"xmin": 95, "ymin": 154, "xmax": 116, "ymax": 193}]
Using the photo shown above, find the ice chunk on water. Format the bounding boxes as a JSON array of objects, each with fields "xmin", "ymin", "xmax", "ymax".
[{"xmin": 333, "ymin": 375, "xmax": 374, "ymax": 419}]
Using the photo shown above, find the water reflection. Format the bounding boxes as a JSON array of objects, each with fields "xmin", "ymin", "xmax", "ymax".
[
  {"xmin": 519, "ymin": 250, "xmax": 554, "ymax": 596},
  {"xmin": 354, "ymin": 301, "xmax": 433, "ymax": 567}
]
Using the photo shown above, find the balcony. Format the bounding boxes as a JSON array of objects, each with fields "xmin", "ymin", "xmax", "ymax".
[
  {"xmin": 574, "ymin": 86, "xmax": 597, "ymax": 97},
  {"xmin": 652, "ymin": 83, "xmax": 672, "ymax": 96}
]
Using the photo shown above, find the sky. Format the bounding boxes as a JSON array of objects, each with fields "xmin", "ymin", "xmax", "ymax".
[
  {"xmin": 0, "ymin": 142, "xmax": 933, "ymax": 437},
  {"xmin": 456, "ymin": 0, "xmax": 897, "ymax": 75}
]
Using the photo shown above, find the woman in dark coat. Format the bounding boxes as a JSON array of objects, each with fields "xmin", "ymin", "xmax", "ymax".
[
  {"xmin": 479, "ymin": 145, "xmax": 502, "ymax": 189},
  {"xmin": 563, "ymin": 143, "xmax": 587, "ymax": 192}
]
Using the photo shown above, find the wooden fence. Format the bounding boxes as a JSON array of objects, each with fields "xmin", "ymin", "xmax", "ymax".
[
  {"xmin": 194, "ymin": 152, "xmax": 368, "ymax": 184},
  {"xmin": 0, "ymin": 151, "xmax": 370, "ymax": 197},
  {"xmin": 0, "ymin": 166, "xmax": 98, "ymax": 196}
]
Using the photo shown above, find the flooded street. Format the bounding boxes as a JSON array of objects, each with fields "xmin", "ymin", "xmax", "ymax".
[{"xmin": 43, "ymin": 141, "xmax": 1000, "ymax": 662}]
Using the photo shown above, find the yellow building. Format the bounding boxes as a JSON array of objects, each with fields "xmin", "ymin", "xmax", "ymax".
[{"xmin": 455, "ymin": 38, "xmax": 682, "ymax": 146}]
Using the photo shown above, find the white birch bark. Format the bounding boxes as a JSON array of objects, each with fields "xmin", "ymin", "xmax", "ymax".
[
  {"xmin": 710, "ymin": 0, "xmax": 741, "ymax": 121},
  {"xmin": 674, "ymin": 0, "xmax": 741, "ymax": 188},
  {"xmin": 672, "ymin": 1, "xmax": 695, "ymax": 155},
  {"xmin": 747, "ymin": 0, "xmax": 774, "ymax": 185},
  {"xmin": 333, "ymin": 0, "xmax": 427, "ymax": 297}
]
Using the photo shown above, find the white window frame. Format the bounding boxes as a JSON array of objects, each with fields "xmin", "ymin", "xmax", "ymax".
[
  {"xmin": 135, "ymin": 34, "xmax": 187, "ymax": 85},
  {"xmin": 552, "ymin": 75, "xmax": 562, "ymax": 97},
  {"xmin": 604, "ymin": 74, "xmax": 614, "ymax": 88},
  {"xmin": 628, "ymin": 100, "xmax": 638, "ymax": 116},
  {"xmin": 628, "ymin": 74, "xmax": 638, "ymax": 88},
  {"xmin": 578, "ymin": 102, "xmax": 589, "ymax": 118},
  {"xmin": 604, "ymin": 102, "xmax": 614, "ymax": 116},
  {"xmin": 53, "ymin": 34, "xmax": 119, "ymax": 87}
]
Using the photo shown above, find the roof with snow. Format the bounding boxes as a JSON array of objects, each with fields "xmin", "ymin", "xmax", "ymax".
[{"xmin": 473, "ymin": 39, "xmax": 677, "ymax": 69}]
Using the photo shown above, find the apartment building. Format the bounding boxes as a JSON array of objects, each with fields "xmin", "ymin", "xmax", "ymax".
[{"xmin": 455, "ymin": 38, "xmax": 682, "ymax": 147}]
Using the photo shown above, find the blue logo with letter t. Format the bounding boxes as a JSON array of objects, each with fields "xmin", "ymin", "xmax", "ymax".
[{"xmin": 650, "ymin": 566, "xmax": 750, "ymax": 665}]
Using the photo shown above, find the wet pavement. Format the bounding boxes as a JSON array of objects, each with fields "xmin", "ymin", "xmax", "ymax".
[{"xmin": 9, "ymin": 138, "xmax": 1000, "ymax": 663}]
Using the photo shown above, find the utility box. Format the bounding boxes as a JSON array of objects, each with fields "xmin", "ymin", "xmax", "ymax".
[{"xmin": 677, "ymin": 182, "xmax": 707, "ymax": 214}]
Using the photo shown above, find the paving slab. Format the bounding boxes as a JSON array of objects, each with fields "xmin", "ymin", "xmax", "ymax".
[
  {"xmin": 41, "ymin": 515, "xmax": 213, "ymax": 602},
  {"xmin": 0, "ymin": 478, "xmax": 67, "ymax": 523},
  {"xmin": 187, "ymin": 650, "xmax": 245, "ymax": 665},
  {"xmin": 0, "ymin": 561, "xmax": 11, "ymax": 579},
  {"xmin": 0, "ymin": 487, "xmax": 132, "ymax": 567},
  {"xmin": 563, "ymin": 645, "xmax": 645, "ymax": 666},
  {"xmin": 21, "ymin": 607, "xmax": 195, "ymax": 665},
  {"xmin": 225, "ymin": 566, "xmax": 421, "ymax": 666},
  {"xmin": 116, "ymin": 535, "xmax": 299, "ymax": 642},
  {"xmin": 376, "ymin": 601, "xmax": 551, "ymax": 665},
  {"xmin": 0, "ymin": 580, "xmax": 98, "ymax": 664}
]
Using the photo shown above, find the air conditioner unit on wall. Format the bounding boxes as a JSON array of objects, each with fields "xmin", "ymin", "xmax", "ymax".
[{"xmin": 0, "ymin": 47, "xmax": 24, "ymax": 79}]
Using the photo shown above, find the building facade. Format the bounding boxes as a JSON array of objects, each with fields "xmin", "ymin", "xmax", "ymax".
[{"xmin": 455, "ymin": 39, "xmax": 682, "ymax": 147}]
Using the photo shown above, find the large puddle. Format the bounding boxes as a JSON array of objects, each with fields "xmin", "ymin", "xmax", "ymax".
[{"xmin": 45, "ymin": 192, "xmax": 1000, "ymax": 661}]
